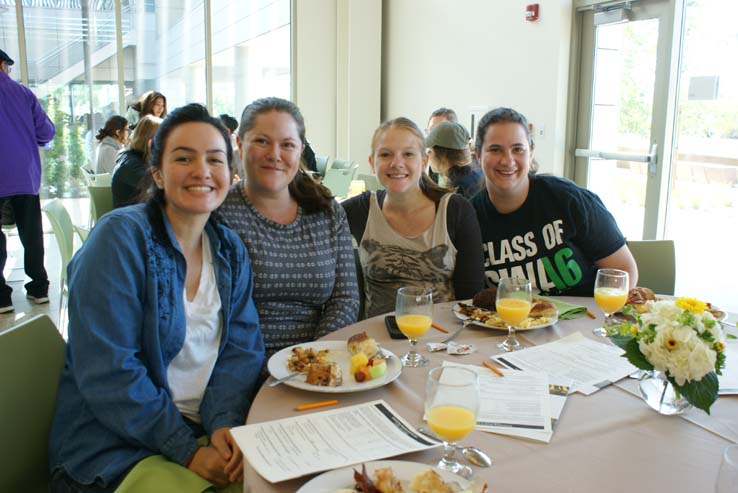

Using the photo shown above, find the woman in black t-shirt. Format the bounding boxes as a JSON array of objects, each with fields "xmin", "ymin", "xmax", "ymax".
[{"xmin": 470, "ymin": 107, "xmax": 638, "ymax": 295}]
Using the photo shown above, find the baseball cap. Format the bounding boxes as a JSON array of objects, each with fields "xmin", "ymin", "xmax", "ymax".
[
  {"xmin": 425, "ymin": 121, "xmax": 470, "ymax": 150},
  {"xmin": 0, "ymin": 49, "xmax": 14, "ymax": 66}
]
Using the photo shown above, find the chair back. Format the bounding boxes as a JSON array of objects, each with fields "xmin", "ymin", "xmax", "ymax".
[
  {"xmin": 42, "ymin": 199, "xmax": 75, "ymax": 287},
  {"xmin": 0, "ymin": 315, "xmax": 65, "ymax": 493},
  {"xmin": 322, "ymin": 164, "xmax": 358, "ymax": 198},
  {"xmin": 315, "ymin": 155, "xmax": 330, "ymax": 177},
  {"xmin": 330, "ymin": 158, "xmax": 354, "ymax": 170},
  {"xmin": 88, "ymin": 185, "xmax": 114, "ymax": 224},
  {"xmin": 627, "ymin": 240, "xmax": 676, "ymax": 295},
  {"xmin": 83, "ymin": 172, "xmax": 112, "ymax": 187},
  {"xmin": 356, "ymin": 173, "xmax": 385, "ymax": 191}
]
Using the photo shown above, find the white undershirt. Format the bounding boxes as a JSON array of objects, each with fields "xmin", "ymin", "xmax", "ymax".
[{"xmin": 167, "ymin": 233, "xmax": 222, "ymax": 424}]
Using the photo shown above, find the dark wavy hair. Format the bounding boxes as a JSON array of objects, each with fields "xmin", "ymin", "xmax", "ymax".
[
  {"xmin": 474, "ymin": 107, "xmax": 538, "ymax": 174},
  {"xmin": 95, "ymin": 115, "xmax": 128, "ymax": 142},
  {"xmin": 143, "ymin": 103, "xmax": 232, "ymax": 206},
  {"xmin": 238, "ymin": 97, "xmax": 333, "ymax": 214},
  {"xmin": 370, "ymin": 117, "xmax": 451, "ymax": 203}
]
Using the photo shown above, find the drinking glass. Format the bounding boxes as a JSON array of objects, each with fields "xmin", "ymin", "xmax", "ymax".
[
  {"xmin": 592, "ymin": 268, "xmax": 629, "ymax": 337},
  {"xmin": 496, "ymin": 277, "xmax": 532, "ymax": 352},
  {"xmin": 395, "ymin": 287, "xmax": 433, "ymax": 367},
  {"xmin": 425, "ymin": 366, "xmax": 479, "ymax": 479},
  {"xmin": 716, "ymin": 445, "xmax": 738, "ymax": 492}
]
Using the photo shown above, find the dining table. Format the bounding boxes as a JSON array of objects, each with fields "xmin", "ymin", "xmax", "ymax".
[{"xmin": 243, "ymin": 297, "xmax": 738, "ymax": 492}]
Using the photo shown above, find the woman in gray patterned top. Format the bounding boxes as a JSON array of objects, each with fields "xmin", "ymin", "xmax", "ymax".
[{"xmin": 219, "ymin": 97, "xmax": 359, "ymax": 361}]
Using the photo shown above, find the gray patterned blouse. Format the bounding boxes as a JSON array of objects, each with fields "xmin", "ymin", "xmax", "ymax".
[{"xmin": 219, "ymin": 183, "xmax": 360, "ymax": 360}]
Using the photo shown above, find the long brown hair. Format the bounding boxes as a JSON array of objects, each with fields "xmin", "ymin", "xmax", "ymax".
[
  {"xmin": 127, "ymin": 115, "xmax": 162, "ymax": 162},
  {"xmin": 133, "ymin": 91, "xmax": 168, "ymax": 119},
  {"xmin": 370, "ymin": 117, "xmax": 451, "ymax": 203},
  {"xmin": 238, "ymin": 97, "xmax": 333, "ymax": 214}
]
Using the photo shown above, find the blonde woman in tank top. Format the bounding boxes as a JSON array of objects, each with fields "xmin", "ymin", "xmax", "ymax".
[{"xmin": 342, "ymin": 117, "xmax": 485, "ymax": 318}]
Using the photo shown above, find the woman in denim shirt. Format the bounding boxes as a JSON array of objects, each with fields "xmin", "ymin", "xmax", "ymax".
[{"xmin": 49, "ymin": 104, "xmax": 265, "ymax": 492}]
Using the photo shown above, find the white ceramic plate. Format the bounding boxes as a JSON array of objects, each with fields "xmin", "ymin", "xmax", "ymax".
[
  {"xmin": 267, "ymin": 340, "xmax": 402, "ymax": 393},
  {"xmin": 296, "ymin": 460, "xmax": 472, "ymax": 493},
  {"xmin": 452, "ymin": 303, "xmax": 558, "ymax": 331}
]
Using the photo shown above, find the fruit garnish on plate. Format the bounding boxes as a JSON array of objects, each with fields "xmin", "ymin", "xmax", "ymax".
[{"xmin": 348, "ymin": 332, "xmax": 387, "ymax": 383}]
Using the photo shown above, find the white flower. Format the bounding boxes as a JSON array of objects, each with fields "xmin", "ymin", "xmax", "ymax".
[
  {"xmin": 634, "ymin": 299, "xmax": 722, "ymax": 386},
  {"xmin": 687, "ymin": 344, "xmax": 717, "ymax": 382}
]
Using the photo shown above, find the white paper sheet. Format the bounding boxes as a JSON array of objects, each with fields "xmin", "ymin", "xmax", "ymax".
[
  {"xmin": 718, "ymin": 342, "xmax": 738, "ymax": 395},
  {"xmin": 440, "ymin": 361, "xmax": 552, "ymax": 439},
  {"xmin": 492, "ymin": 374, "xmax": 572, "ymax": 443},
  {"xmin": 492, "ymin": 332, "xmax": 636, "ymax": 395},
  {"xmin": 232, "ymin": 400, "xmax": 439, "ymax": 483}
]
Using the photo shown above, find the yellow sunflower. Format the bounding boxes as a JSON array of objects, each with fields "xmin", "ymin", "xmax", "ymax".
[{"xmin": 675, "ymin": 297, "xmax": 707, "ymax": 314}]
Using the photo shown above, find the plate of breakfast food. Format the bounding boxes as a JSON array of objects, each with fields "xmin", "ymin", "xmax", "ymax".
[
  {"xmin": 297, "ymin": 460, "xmax": 474, "ymax": 493},
  {"xmin": 619, "ymin": 287, "xmax": 727, "ymax": 321},
  {"xmin": 452, "ymin": 287, "xmax": 559, "ymax": 331},
  {"xmin": 266, "ymin": 332, "xmax": 402, "ymax": 393}
]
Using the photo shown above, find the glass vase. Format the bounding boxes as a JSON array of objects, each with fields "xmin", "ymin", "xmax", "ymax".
[{"xmin": 638, "ymin": 370, "xmax": 692, "ymax": 415}]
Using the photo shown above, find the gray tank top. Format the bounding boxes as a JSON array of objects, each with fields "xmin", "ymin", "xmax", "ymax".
[{"xmin": 358, "ymin": 192, "xmax": 457, "ymax": 318}]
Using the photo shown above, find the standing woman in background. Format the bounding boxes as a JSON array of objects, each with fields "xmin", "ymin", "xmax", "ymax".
[
  {"xmin": 219, "ymin": 97, "xmax": 359, "ymax": 362},
  {"xmin": 49, "ymin": 104, "xmax": 264, "ymax": 492},
  {"xmin": 94, "ymin": 115, "xmax": 128, "ymax": 174},
  {"xmin": 127, "ymin": 91, "xmax": 167, "ymax": 128},
  {"xmin": 111, "ymin": 115, "xmax": 163, "ymax": 208},
  {"xmin": 342, "ymin": 117, "xmax": 485, "ymax": 318},
  {"xmin": 471, "ymin": 107, "xmax": 638, "ymax": 295}
]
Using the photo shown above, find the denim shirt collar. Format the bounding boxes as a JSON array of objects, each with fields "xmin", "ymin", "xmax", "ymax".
[{"xmin": 147, "ymin": 200, "xmax": 225, "ymax": 259}]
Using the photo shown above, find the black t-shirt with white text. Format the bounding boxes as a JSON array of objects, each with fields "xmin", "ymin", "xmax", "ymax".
[{"xmin": 471, "ymin": 175, "xmax": 625, "ymax": 296}]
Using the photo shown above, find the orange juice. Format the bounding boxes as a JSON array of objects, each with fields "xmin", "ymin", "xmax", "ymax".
[
  {"xmin": 496, "ymin": 298, "xmax": 532, "ymax": 325},
  {"xmin": 397, "ymin": 314, "xmax": 432, "ymax": 339},
  {"xmin": 427, "ymin": 405, "xmax": 476, "ymax": 442},
  {"xmin": 594, "ymin": 287, "xmax": 628, "ymax": 314}
]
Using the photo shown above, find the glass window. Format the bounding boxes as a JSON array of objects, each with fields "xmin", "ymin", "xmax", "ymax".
[
  {"xmin": 210, "ymin": 0, "xmax": 291, "ymax": 119},
  {"xmin": 0, "ymin": 3, "xmax": 20, "ymax": 83},
  {"xmin": 10, "ymin": 0, "xmax": 291, "ymax": 199},
  {"xmin": 666, "ymin": 0, "xmax": 738, "ymax": 310},
  {"xmin": 124, "ymin": 0, "xmax": 207, "ymax": 115},
  {"xmin": 23, "ymin": 1, "xmax": 121, "ymax": 197}
]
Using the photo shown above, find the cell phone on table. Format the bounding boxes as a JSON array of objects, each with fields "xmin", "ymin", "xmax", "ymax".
[{"xmin": 385, "ymin": 315, "xmax": 407, "ymax": 339}]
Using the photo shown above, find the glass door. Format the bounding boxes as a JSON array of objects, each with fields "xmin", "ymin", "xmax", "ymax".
[
  {"xmin": 665, "ymin": 0, "xmax": 738, "ymax": 309},
  {"xmin": 573, "ymin": 0, "xmax": 677, "ymax": 240}
]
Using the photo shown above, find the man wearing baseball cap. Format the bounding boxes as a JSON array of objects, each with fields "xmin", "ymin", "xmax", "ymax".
[
  {"xmin": 0, "ymin": 49, "xmax": 56, "ymax": 313},
  {"xmin": 0, "ymin": 49, "xmax": 14, "ymax": 71}
]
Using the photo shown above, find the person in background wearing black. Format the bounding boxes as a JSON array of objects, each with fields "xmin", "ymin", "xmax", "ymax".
[
  {"xmin": 219, "ymin": 114, "xmax": 243, "ymax": 179},
  {"xmin": 111, "ymin": 115, "xmax": 162, "ymax": 208}
]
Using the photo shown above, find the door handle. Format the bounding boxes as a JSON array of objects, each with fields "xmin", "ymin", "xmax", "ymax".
[{"xmin": 575, "ymin": 143, "xmax": 658, "ymax": 175}]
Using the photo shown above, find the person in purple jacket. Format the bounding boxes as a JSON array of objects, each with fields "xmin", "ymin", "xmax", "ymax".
[{"xmin": 0, "ymin": 49, "xmax": 56, "ymax": 313}]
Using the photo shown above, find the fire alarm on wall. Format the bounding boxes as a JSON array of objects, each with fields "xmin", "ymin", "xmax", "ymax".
[{"xmin": 526, "ymin": 4, "xmax": 539, "ymax": 22}]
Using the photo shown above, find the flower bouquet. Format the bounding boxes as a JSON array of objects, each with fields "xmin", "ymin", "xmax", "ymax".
[{"xmin": 608, "ymin": 297, "xmax": 728, "ymax": 414}]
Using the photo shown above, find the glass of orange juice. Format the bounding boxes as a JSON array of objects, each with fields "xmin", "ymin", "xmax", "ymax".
[
  {"xmin": 396, "ymin": 287, "xmax": 433, "ymax": 367},
  {"xmin": 496, "ymin": 276, "xmax": 532, "ymax": 352},
  {"xmin": 425, "ymin": 366, "xmax": 479, "ymax": 479},
  {"xmin": 592, "ymin": 268, "xmax": 629, "ymax": 337}
]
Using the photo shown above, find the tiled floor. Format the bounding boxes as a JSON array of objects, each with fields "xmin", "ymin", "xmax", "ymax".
[{"xmin": 0, "ymin": 198, "xmax": 89, "ymax": 336}]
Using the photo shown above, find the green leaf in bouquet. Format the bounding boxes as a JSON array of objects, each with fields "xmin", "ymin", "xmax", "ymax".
[
  {"xmin": 609, "ymin": 335, "xmax": 654, "ymax": 371},
  {"xmin": 670, "ymin": 372, "xmax": 719, "ymax": 415}
]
